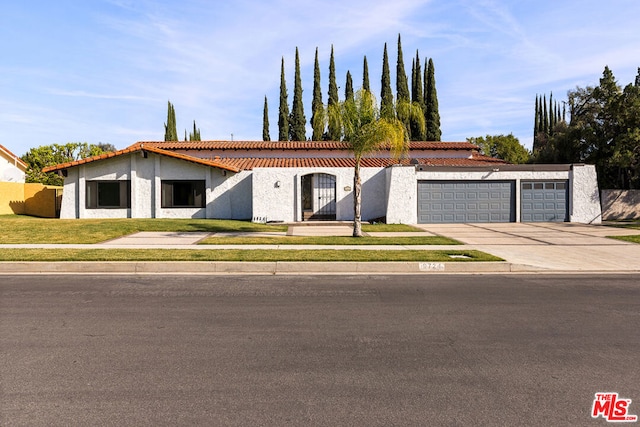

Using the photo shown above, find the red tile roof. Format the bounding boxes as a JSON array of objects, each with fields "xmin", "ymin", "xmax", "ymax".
[
  {"xmin": 137, "ymin": 140, "xmax": 480, "ymax": 151},
  {"xmin": 41, "ymin": 143, "xmax": 241, "ymax": 173},
  {"xmin": 215, "ymin": 154, "xmax": 507, "ymax": 170}
]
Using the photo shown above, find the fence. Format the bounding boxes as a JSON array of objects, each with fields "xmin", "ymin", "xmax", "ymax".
[{"xmin": 0, "ymin": 182, "xmax": 63, "ymax": 218}]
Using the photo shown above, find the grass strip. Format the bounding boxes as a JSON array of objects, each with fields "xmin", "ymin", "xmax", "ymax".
[
  {"xmin": 0, "ymin": 249, "xmax": 502, "ymax": 262},
  {"xmin": 608, "ymin": 235, "xmax": 640, "ymax": 244},
  {"xmin": 199, "ymin": 236, "xmax": 460, "ymax": 245},
  {"xmin": 0, "ymin": 217, "xmax": 287, "ymax": 244}
]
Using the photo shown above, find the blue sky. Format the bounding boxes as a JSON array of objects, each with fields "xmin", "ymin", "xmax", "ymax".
[{"xmin": 1, "ymin": 0, "xmax": 639, "ymax": 157}]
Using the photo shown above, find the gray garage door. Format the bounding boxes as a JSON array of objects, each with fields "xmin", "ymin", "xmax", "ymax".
[
  {"xmin": 521, "ymin": 181, "xmax": 568, "ymax": 222},
  {"xmin": 418, "ymin": 181, "xmax": 515, "ymax": 223}
]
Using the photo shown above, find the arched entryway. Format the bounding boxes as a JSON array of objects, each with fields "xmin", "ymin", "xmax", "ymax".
[{"xmin": 301, "ymin": 173, "xmax": 336, "ymax": 221}]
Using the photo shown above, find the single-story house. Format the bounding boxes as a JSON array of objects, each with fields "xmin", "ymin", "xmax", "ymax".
[
  {"xmin": 42, "ymin": 140, "xmax": 602, "ymax": 224},
  {"xmin": 1, "ymin": 144, "xmax": 27, "ymax": 183}
]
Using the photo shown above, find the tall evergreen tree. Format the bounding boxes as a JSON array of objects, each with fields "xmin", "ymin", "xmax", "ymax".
[
  {"xmin": 289, "ymin": 47, "xmax": 306, "ymax": 141},
  {"xmin": 362, "ymin": 56, "xmax": 370, "ymax": 93},
  {"xmin": 278, "ymin": 57, "xmax": 289, "ymax": 141},
  {"xmin": 635, "ymin": 67, "xmax": 640, "ymax": 87},
  {"xmin": 189, "ymin": 120, "xmax": 201, "ymax": 141},
  {"xmin": 533, "ymin": 95, "xmax": 540, "ymax": 150},
  {"xmin": 396, "ymin": 34, "xmax": 410, "ymax": 102},
  {"xmin": 164, "ymin": 101, "xmax": 178, "ymax": 141},
  {"xmin": 542, "ymin": 94, "xmax": 549, "ymax": 136},
  {"xmin": 327, "ymin": 45, "xmax": 341, "ymax": 140},
  {"xmin": 412, "ymin": 51, "xmax": 423, "ymax": 106},
  {"xmin": 345, "ymin": 71, "xmax": 354, "ymax": 102},
  {"xmin": 311, "ymin": 47, "xmax": 324, "ymax": 141},
  {"xmin": 263, "ymin": 96, "xmax": 270, "ymax": 141},
  {"xmin": 424, "ymin": 58, "xmax": 441, "ymax": 141},
  {"xmin": 380, "ymin": 43, "xmax": 394, "ymax": 120}
]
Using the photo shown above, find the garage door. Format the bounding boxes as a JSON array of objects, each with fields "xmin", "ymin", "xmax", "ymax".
[
  {"xmin": 521, "ymin": 181, "xmax": 568, "ymax": 222},
  {"xmin": 418, "ymin": 181, "xmax": 515, "ymax": 223}
]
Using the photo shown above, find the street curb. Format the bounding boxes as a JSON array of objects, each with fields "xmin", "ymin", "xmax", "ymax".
[{"xmin": 0, "ymin": 261, "xmax": 521, "ymax": 275}]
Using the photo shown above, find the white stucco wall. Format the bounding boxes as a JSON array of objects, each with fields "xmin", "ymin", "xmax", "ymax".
[
  {"xmin": 570, "ymin": 164, "xmax": 601, "ymax": 224},
  {"xmin": 385, "ymin": 166, "xmax": 418, "ymax": 224},
  {"xmin": 209, "ymin": 170, "xmax": 252, "ymax": 220},
  {"xmin": 251, "ymin": 167, "xmax": 388, "ymax": 223},
  {"xmin": 0, "ymin": 154, "xmax": 26, "ymax": 182}
]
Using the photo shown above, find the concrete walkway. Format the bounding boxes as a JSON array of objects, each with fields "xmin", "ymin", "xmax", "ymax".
[{"xmin": 2, "ymin": 222, "xmax": 640, "ymax": 274}]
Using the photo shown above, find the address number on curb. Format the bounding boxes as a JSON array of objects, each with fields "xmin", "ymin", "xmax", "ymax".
[{"xmin": 419, "ymin": 262, "xmax": 445, "ymax": 271}]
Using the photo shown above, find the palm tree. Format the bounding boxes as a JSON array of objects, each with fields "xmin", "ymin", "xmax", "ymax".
[{"xmin": 329, "ymin": 89, "xmax": 408, "ymax": 237}]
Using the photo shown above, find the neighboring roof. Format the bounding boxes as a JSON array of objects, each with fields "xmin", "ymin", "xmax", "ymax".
[
  {"xmin": 0, "ymin": 144, "xmax": 28, "ymax": 170},
  {"xmin": 137, "ymin": 140, "xmax": 481, "ymax": 151},
  {"xmin": 41, "ymin": 143, "xmax": 241, "ymax": 174},
  {"xmin": 217, "ymin": 154, "xmax": 507, "ymax": 170}
]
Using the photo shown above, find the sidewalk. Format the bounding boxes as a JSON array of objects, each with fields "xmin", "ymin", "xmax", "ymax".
[{"xmin": 1, "ymin": 222, "xmax": 640, "ymax": 274}]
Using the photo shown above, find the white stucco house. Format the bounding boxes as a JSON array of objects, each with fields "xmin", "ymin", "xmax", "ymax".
[
  {"xmin": 42, "ymin": 140, "xmax": 602, "ymax": 224},
  {"xmin": 0, "ymin": 144, "xmax": 27, "ymax": 183}
]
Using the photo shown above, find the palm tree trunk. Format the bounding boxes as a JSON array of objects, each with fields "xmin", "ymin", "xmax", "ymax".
[{"xmin": 353, "ymin": 161, "xmax": 363, "ymax": 237}]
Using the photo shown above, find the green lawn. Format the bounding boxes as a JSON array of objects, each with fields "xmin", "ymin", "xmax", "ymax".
[
  {"xmin": 0, "ymin": 248, "xmax": 502, "ymax": 262},
  {"xmin": 609, "ymin": 235, "xmax": 640, "ymax": 244},
  {"xmin": 0, "ymin": 216, "xmax": 286, "ymax": 244}
]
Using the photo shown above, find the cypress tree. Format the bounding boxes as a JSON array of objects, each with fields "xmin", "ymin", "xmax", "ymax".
[
  {"xmin": 289, "ymin": 47, "xmax": 306, "ymax": 141},
  {"xmin": 542, "ymin": 94, "xmax": 549, "ymax": 137},
  {"xmin": 164, "ymin": 101, "xmax": 178, "ymax": 141},
  {"xmin": 537, "ymin": 94, "xmax": 544, "ymax": 135},
  {"xmin": 263, "ymin": 96, "xmax": 270, "ymax": 141},
  {"xmin": 413, "ymin": 51, "xmax": 423, "ymax": 106},
  {"xmin": 311, "ymin": 47, "xmax": 324, "ymax": 141},
  {"xmin": 189, "ymin": 120, "xmax": 201, "ymax": 141},
  {"xmin": 635, "ymin": 67, "xmax": 640, "ymax": 87},
  {"xmin": 533, "ymin": 95, "xmax": 539, "ymax": 149},
  {"xmin": 425, "ymin": 58, "xmax": 441, "ymax": 141},
  {"xmin": 380, "ymin": 43, "xmax": 394, "ymax": 120},
  {"xmin": 327, "ymin": 45, "xmax": 341, "ymax": 140},
  {"xmin": 345, "ymin": 71, "xmax": 354, "ymax": 102},
  {"xmin": 278, "ymin": 57, "xmax": 289, "ymax": 141},
  {"xmin": 362, "ymin": 56, "xmax": 370, "ymax": 93},
  {"xmin": 396, "ymin": 34, "xmax": 410, "ymax": 102}
]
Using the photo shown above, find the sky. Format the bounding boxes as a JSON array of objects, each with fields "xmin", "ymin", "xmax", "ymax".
[{"xmin": 1, "ymin": 0, "xmax": 639, "ymax": 158}]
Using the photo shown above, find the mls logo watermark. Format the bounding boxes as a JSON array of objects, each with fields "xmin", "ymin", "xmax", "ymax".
[{"xmin": 592, "ymin": 393, "xmax": 638, "ymax": 422}]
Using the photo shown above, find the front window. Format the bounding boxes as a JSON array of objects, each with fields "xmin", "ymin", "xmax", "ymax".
[
  {"xmin": 161, "ymin": 180, "xmax": 205, "ymax": 208},
  {"xmin": 86, "ymin": 181, "xmax": 131, "ymax": 209}
]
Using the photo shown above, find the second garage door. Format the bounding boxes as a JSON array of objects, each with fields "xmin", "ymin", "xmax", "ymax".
[{"xmin": 418, "ymin": 181, "xmax": 515, "ymax": 223}]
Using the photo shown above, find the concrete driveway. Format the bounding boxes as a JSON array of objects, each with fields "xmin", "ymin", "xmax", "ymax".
[{"xmin": 416, "ymin": 222, "xmax": 640, "ymax": 272}]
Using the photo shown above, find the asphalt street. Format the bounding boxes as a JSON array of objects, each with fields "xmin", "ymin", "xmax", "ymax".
[{"xmin": 2, "ymin": 274, "xmax": 639, "ymax": 426}]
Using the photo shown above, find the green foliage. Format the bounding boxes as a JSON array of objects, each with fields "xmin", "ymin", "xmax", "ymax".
[
  {"xmin": 397, "ymin": 99, "xmax": 425, "ymax": 141},
  {"xmin": 362, "ymin": 56, "xmax": 370, "ymax": 92},
  {"xmin": 289, "ymin": 47, "xmax": 306, "ymax": 141},
  {"xmin": 22, "ymin": 142, "xmax": 113, "ymax": 186},
  {"xmin": 263, "ymin": 96, "xmax": 270, "ymax": 141},
  {"xmin": 412, "ymin": 51, "xmax": 423, "ymax": 106},
  {"xmin": 278, "ymin": 57, "xmax": 289, "ymax": 141},
  {"xmin": 327, "ymin": 46, "xmax": 341, "ymax": 140},
  {"xmin": 164, "ymin": 101, "xmax": 178, "ymax": 141},
  {"xmin": 424, "ymin": 58, "xmax": 441, "ymax": 141},
  {"xmin": 189, "ymin": 120, "xmax": 201, "ymax": 141},
  {"xmin": 380, "ymin": 43, "xmax": 394, "ymax": 121},
  {"xmin": 396, "ymin": 34, "xmax": 410, "ymax": 102},
  {"xmin": 345, "ymin": 71, "xmax": 354, "ymax": 102},
  {"xmin": 534, "ymin": 66, "xmax": 640, "ymax": 189},
  {"xmin": 311, "ymin": 48, "xmax": 324, "ymax": 141},
  {"xmin": 468, "ymin": 134, "xmax": 530, "ymax": 164}
]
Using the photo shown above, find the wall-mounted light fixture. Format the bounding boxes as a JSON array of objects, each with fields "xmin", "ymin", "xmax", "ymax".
[
  {"xmin": 492, "ymin": 168, "xmax": 500, "ymax": 172},
  {"xmin": 274, "ymin": 181, "xmax": 281, "ymax": 188}
]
